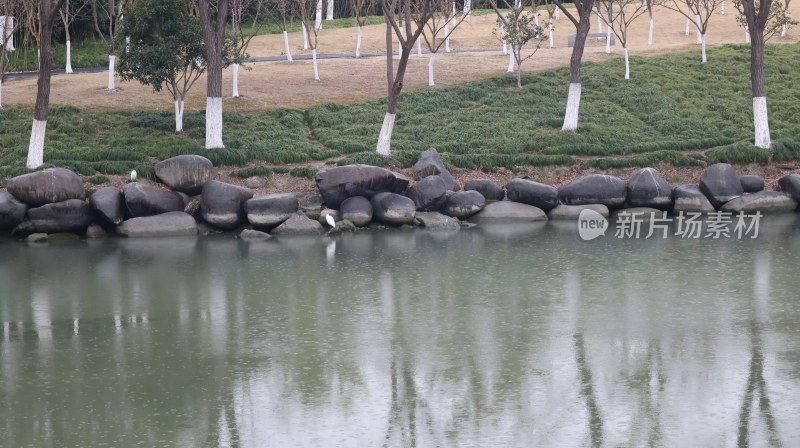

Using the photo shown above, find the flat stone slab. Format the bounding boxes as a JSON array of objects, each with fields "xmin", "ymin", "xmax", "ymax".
[
  {"xmin": 548, "ymin": 204, "xmax": 609, "ymax": 220},
  {"xmin": 415, "ymin": 212, "xmax": 461, "ymax": 231},
  {"xmin": 468, "ymin": 201, "xmax": 547, "ymax": 224},
  {"xmin": 117, "ymin": 212, "xmax": 198, "ymax": 237},
  {"xmin": 720, "ymin": 191, "xmax": 798, "ymax": 214}
]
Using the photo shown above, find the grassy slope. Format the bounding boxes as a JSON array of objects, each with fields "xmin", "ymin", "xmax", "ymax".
[{"xmin": 2, "ymin": 43, "xmax": 800, "ymax": 184}]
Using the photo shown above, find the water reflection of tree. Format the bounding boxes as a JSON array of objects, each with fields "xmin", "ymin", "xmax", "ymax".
[{"xmin": 737, "ymin": 320, "xmax": 781, "ymax": 448}]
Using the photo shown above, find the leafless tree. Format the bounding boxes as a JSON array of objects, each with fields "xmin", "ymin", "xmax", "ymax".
[
  {"xmin": 1, "ymin": 0, "xmax": 23, "ymax": 108},
  {"xmin": 295, "ymin": 0, "xmax": 322, "ymax": 80},
  {"xmin": 376, "ymin": 0, "xmax": 434, "ymax": 155},
  {"xmin": 59, "ymin": 0, "xmax": 89, "ymax": 73},
  {"xmin": 197, "ymin": 0, "xmax": 230, "ymax": 148},
  {"xmin": 418, "ymin": 0, "xmax": 466, "ymax": 86},
  {"xmin": 490, "ymin": 0, "xmax": 547, "ymax": 87},
  {"xmin": 661, "ymin": 0, "xmax": 723, "ymax": 63},
  {"xmin": 350, "ymin": 0, "xmax": 374, "ymax": 57},
  {"xmin": 92, "ymin": 0, "xmax": 134, "ymax": 89},
  {"xmin": 270, "ymin": 0, "xmax": 294, "ymax": 60},
  {"xmin": 644, "ymin": 0, "xmax": 654, "ymax": 44},
  {"xmin": 780, "ymin": 0, "xmax": 791, "ymax": 36},
  {"xmin": 230, "ymin": 0, "xmax": 271, "ymax": 97},
  {"xmin": 598, "ymin": 0, "xmax": 647, "ymax": 79},
  {"xmin": 27, "ymin": 0, "xmax": 68, "ymax": 169},
  {"xmin": 543, "ymin": 0, "xmax": 557, "ymax": 48},
  {"xmin": 552, "ymin": 0, "xmax": 596, "ymax": 131}
]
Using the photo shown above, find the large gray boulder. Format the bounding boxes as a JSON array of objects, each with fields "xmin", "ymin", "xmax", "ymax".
[
  {"xmin": 412, "ymin": 148, "xmax": 459, "ymax": 191},
  {"xmin": 200, "ymin": 180, "xmax": 253, "ymax": 229},
  {"xmin": 28, "ymin": 199, "xmax": 93, "ymax": 234},
  {"xmin": 90, "ymin": 186, "xmax": 125, "ymax": 226},
  {"xmin": 443, "ymin": 190, "xmax": 485, "ymax": 219},
  {"xmin": 415, "ymin": 212, "xmax": 461, "ymax": 230},
  {"xmin": 739, "ymin": 175, "xmax": 765, "ymax": 193},
  {"xmin": 468, "ymin": 201, "xmax": 547, "ymax": 224},
  {"xmin": 123, "ymin": 182, "xmax": 185, "ymax": 217},
  {"xmin": 154, "ymin": 155, "xmax": 214, "ymax": 195},
  {"xmin": 0, "ymin": 192, "xmax": 27, "ymax": 230},
  {"xmin": 506, "ymin": 178, "xmax": 558, "ymax": 212},
  {"xmin": 672, "ymin": 184, "xmax": 715, "ymax": 213},
  {"xmin": 117, "ymin": 212, "xmax": 198, "ymax": 237},
  {"xmin": 464, "ymin": 179, "xmax": 504, "ymax": 201},
  {"xmin": 245, "ymin": 193, "xmax": 298, "ymax": 228},
  {"xmin": 7, "ymin": 168, "xmax": 85, "ymax": 206},
  {"xmin": 778, "ymin": 174, "xmax": 800, "ymax": 201},
  {"xmin": 315, "ymin": 165, "xmax": 410, "ymax": 208},
  {"xmin": 627, "ymin": 168, "xmax": 672, "ymax": 209},
  {"xmin": 548, "ymin": 204, "xmax": 609, "ymax": 220},
  {"xmin": 270, "ymin": 213, "xmax": 324, "ymax": 236},
  {"xmin": 406, "ymin": 175, "xmax": 448, "ymax": 211},
  {"xmin": 340, "ymin": 196, "xmax": 373, "ymax": 226},
  {"xmin": 299, "ymin": 195, "xmax": 324, "ymax": 220},
  {"xmin": 371, "ymin": 192, "xmax": 416, "ymax": 225},
  {"xmin": 558, "ymin": 174, "xmax": 627, "ymax": 207},
  {"xmin": 720, "ymin": 191, "xmax": 798, "ymax": 214},
  {"xmin": 699, "ymin": 163, "xmax": 743, "ymax": 209}
]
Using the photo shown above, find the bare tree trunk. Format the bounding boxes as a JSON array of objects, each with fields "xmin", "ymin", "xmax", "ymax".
[
  {"xmin": 28, "ymin": 0, "xmax": 61, "ymax": 169},
  {"xmin": 624, "ymin": 46, "xmax": 630, "ymax": 79},
  {"xmin": 174, "ymin": 99, "xmax": 185, "ymax": 132},
  {"xmin": 507, "ymin": 45, "xmax": 514, "ymax": 72},
  {"xmin": 549, "ymin": 21, "xmax": 554, "ymax": 47},
  {"xmin": 315, "ymin": 0, "xmax": 322, "ymax": 29},
  {"xmin": 312, "ymin": 48, "xmax": 320, "ymax": 80},
  {"xmin": 701, "ymin": 32, "xmax": 707, "ymax": 62},
  {"xmin": 232, "ymin": 63, "xmax": 240, "ymax": 97},
  {"xmin": 563, "ymin": 11, "xmax": 591, "ymax": 131},
  {"xmin": 302, "ymin": 23, "xmax": 309, "ymax": 48},
  {"xmin": 326, "ymin": 0, "xmax": 333, "ymax": 20},
  {"xmin": 377, "ymin": 23, "xmax": 413, "ymax": 155},
  {"xmin": 356, "ymin": 25, "xmax": 363, "ymax": 57},
  {"xmin": 283, "ymin": 31, "xmax": 294, "ymax": 60},
  {"xmin": 428, "ymin": 52, "xmax": 435, "ymax": 86},
  {"xmin": 199, "ymin": 0, "xmax": 228, "ymax": 149},
  {"xmin": 648, "ymin": 12, "xmax": 653, "ymax": 44},
  {"xmin": 696, "ymin": 15, "xmax": 702, "ymax": 44},
  {"xmin": 750, "ymin": 30, "xmax": 770, "ymax": 148},
  {"xmin": 108, "ymin": 54, "xmax": 116, "ymax": 90}
]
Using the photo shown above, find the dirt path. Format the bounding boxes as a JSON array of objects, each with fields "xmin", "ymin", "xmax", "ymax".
[{"xmin": 3, "ymin": 6, "xmax": 800, "ymax": 113}]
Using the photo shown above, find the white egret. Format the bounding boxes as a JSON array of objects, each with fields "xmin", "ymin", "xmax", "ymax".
[
  {"xmin": 130, "ymin": 169, "xmax": 137, "ymax": 182},
  {"xmin": 325, "ymin": 214, "xmax": 336, "ymax": 228}
]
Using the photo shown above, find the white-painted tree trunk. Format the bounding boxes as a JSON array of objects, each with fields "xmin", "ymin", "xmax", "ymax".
[
  {"xmin": 174, "ymin": 100, "xmax": 185, "ymax": 132},
  {"xmin": 535, "ymin": 11, "xmax": 540, "ymax": 27},
  {"xmin": 549, "ymin": 22, "xmax": 554, "ymax": 48},
  {"xmin": 701, "ymin": 33, "xmax": 707, "ymax": 63},
  {"xmin": 696, "ymin": 15, "xmax": 702, "ymax": 44},
  {"xmin": 205, "ymin": 97, "xmax": 224, "ymax": 149},
  {"xmin": 605, "ymin": 26, "xmax": 611, "ymax": 53},
  {"xmin": 464, "ymin": 0, "xmax": 471, "ymax": 16},
  {"xmin": 782, "ymin": 23, "xmax": 787, "ymax": 37},
  {"xmin": 721, "ymin": 0, "xmax": 725, "ymax": 15},
  {"xmin": 0, "ymin": 79, "xmax": 3, "ymax": 108},
  {"xmin": 398, "ymin": 28, "xmax": 403, "ymax": 57},
  {"xmin": 232, "ymin": 63, "xmax": 240, "ymax": 98},
  {"xmin": 597, "ymin": 14, "xmax": 602, "ymax": 33},
  {"xmin": 624, "ymin": 47, "xmax": 630, "ymax": 79},
  {"xmin": 27, "ymin": 119, "xmax": 47, "ymax": 169},
  {"xmin": 648, "ymin": 18, "xmax": 654, "ymax": 44},
  {"xmin": 428, "ymin": 53, "xmax": 435, "ymax": 86},
  {"xmin": 376, "ymin": 112, "xmax": 395, "ymax": 155},
  {"xmin": 502, "ymin": 26, "xmax": 508, "ymax": 54},
  {"xmin": 302, "ymin": 24, "xmax": 309, "ymax": 49},
  {"xmin": 685, "ymin": 18, "xmax": 690, "ymax": 36},
  {"xmin": 312, "ymin": 49, "xmax": 320, "ymax": 81},
  {"xmin": 65, "ymin": 40, "xmax": 73, "ymax": 73},
  {"xmin": 108, "ymin": 55, "xmax": 116, "ymax": 90},
  {"xmin": 444, "ymin": 21, "xmax": 451, "ymax": 53},
  {"xmin": 562, "ymin": 83, "xmax": 581, "ymax": 131},
  {"xmin": 745, "ymin": 25, "xmax": 751, "ymax": 43},
  {"xmin": 315, "ymin": 0, "xmax": 323, "ymax": 29},
  {"xmin": 356, "ymin": 26, "xmax": 363, "ymax": 57},
  {"xmin": 125, "ymin": 36, "xmax": 130, "ymax": 53},
  {"xmin": 283, "ymin": 31, "xmax": 294, "ymax": 61},
  {"xmin": 556, "ymin": 8, "xmax": 560, "ymax": 20},
  {"xmin": 507, "ymin": 47, "xmax": 514, "ymax": 73},
  {"xmin": 37, "ymin": 49, "xmax": 40, "ymax": 69},
  {"xmin": 326, "ymin": 0, "xmax": 333, "ymax": 20},
  {"xmin": 417, "ymin": 38, "xmax": 422, "ymax": 56},
  {"xmin": 753, "ymin": 96, "xmax": 771, "ymax": 149}
]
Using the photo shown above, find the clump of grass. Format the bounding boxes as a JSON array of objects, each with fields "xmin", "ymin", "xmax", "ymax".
[
  {"xmin": 581, "ymin": 151, "xmax": 703, "ymax": 169},
  {"xmin": 88, "ymin": 175, "xmax": 110, "ymax": 185},
  {"xmin": 289, "ymin": 167, "xmax": 318, "ymax": 178},
  {"xmin": 705, "ymin": 142, "xmax": 771, "ymax": 165},
  {"xmin": 231, "ymin": 166, "xmax": 272, "ymax": 178}
]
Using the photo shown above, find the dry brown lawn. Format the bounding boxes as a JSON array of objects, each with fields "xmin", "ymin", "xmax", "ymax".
[{"xmin": 4, "ymin": 6, "xmax": 800, "ymax": 113}]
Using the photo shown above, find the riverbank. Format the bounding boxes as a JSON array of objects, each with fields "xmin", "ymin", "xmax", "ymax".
[{"xmin": 2, "ymin": 150, "xmax": 799, "ymax": 242}]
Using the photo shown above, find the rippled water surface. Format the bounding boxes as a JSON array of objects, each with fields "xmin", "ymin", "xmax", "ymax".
[{"xmin": 2, "ymin": 219, "xmax": 800, "ymax": 447}]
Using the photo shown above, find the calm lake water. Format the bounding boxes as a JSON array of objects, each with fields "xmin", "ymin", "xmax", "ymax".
[{"xmin": 2, "ymin": 218, "xmax": 800, "ymax": 448}]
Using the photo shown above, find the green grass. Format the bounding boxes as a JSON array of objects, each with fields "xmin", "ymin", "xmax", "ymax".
[
  {"xmin": 3, "ymin": 43, "xmax": 800, "ymax": 183},
  {"xmin": 4, "ymin": 40, "xmax": 109, "ymax": 73}
]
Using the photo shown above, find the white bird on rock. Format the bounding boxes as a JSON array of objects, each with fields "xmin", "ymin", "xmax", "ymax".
[
  {"xmin": 130, "ymin": 169, "xmax": 137, "ymax": 182},
  {"xmin": 325, "ymin": 214, "xmax": 336, "ymax": 228}
]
